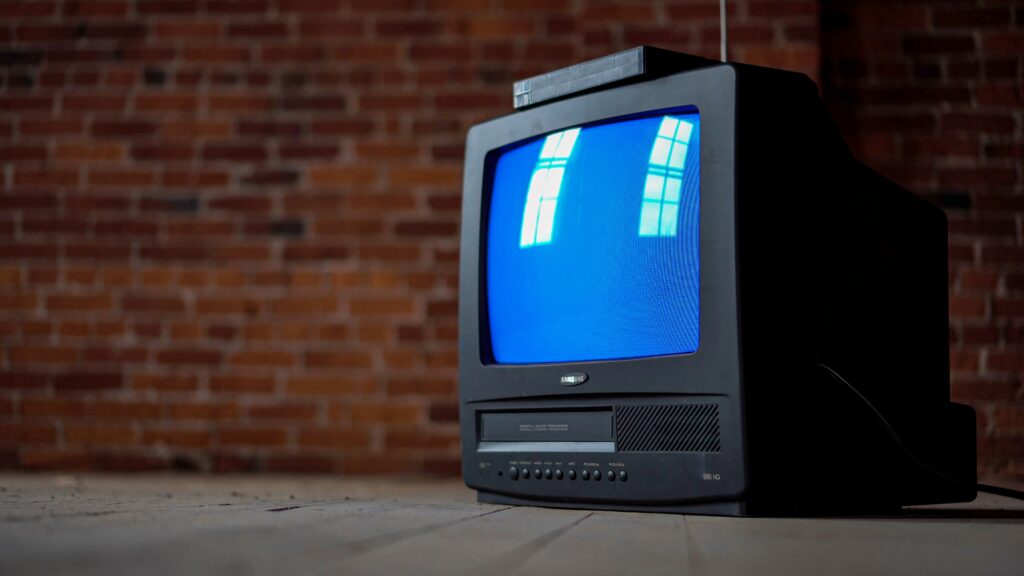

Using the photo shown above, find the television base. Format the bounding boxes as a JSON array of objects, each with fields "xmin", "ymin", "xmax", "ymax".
[{"xmin": 476, "ymin": 490, "xmax": 748, "ymax": 516}]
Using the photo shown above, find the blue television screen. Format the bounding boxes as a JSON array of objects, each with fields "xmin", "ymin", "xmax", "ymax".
[{"xmin": 487, "ymin": 112, "xmax": 701, "ymax": 364}]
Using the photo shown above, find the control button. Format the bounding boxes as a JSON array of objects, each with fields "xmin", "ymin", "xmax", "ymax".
[
  {"xmin": 534, "ymin": 469, "xmax": 542, "ymax": 479},
  {"xmin": 522, "ymin": 468, "xmax": 530, "ymax": 479},
  {"xmin": 544, "ymin": 469, "xmax": 552, "ymax": 480},
  {"xmin": 555, "ymin": 469, "xmax": 564, "ymax": 480},
  {"xmin": 582, "ymin": 470, "xmax": 590, "ymax": 481},
  {"xmin": 509, "ymin": 466, "xmax": 519, "ymax": 480},
  {"xmin": 618, "ymin": 471, "xmax": 628, "ymax": 482},
  {"xmin": 608, "ymin": 471, "xmax": 615, "ymax": 482},
  {"xmin": 593, "ymin": 470, "xmax": 602, "ymax": 481},
  {"xmin": 568, "ymin": 469, "xmax": 577, "ymax": 480}
]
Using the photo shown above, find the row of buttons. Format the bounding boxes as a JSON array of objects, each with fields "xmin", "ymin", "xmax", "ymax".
[{"xmin": 509, "ymin": 466, "xmax": 627, "ymax": 482}]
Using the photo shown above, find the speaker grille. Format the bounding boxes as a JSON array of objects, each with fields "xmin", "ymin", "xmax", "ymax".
[{"xmin": 615, "ymin": 404, "xmax": 721, "ymax": 452}]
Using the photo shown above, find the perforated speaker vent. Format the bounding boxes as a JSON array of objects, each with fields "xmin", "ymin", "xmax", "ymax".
[{"xmin": 615, "ymin": 404, "xmax": 721, "ymax": 452}]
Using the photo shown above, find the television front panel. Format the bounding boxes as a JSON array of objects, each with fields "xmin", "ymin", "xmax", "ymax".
[{"xmin": 459, "ymin": 65, "xmax": 748, "ymax": 514}]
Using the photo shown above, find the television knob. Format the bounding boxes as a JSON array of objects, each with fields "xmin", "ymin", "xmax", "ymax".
[{"xmin": 509, "ymin": 466, "xmax": 519, "ymax": 480}]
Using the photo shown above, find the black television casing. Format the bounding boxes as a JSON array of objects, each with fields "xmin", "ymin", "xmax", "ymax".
[{"xmin": 458, "ymin": 54, "xmax": 977, "ymax": 516}]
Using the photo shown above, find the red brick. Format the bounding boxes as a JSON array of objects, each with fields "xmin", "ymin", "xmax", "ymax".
[
  {"xmin": 987, "ymin": 351, "xmax": 1024, "ymax": 373},
  {"xmin": 307, "ymin": 166, "xmax": 376, "ymax": 187},
  {"xmin": 122, "ymin": 295, "xmax": 187, "ymax": 312},
  {"xmin": 229, "ymin": 350, "xmax": 297, "ymax": 367},
  {"xmin": 428, "ymin": 401, "xmax": 459, "ymax": 423},
  {"xmin": 297, "ymin": 427, "xmax": 369, "ymax": 448},
  {"xmin": 132, "ymin": 374, "xmax": 199, "ymax": 391},
  {"xmin": 949, "ymin": 296, "xmax": 987, "ymax": 318},
  {"xmin": 18, "ymin": 449, "xmax": 92, "ymax": 471},
  {"xmin": 137, "ymin": 0, "xmax": 199, "ymax": 14},
  {"xmin": 88, "ymin": 169, "xmax": 156, "ymax": 188},
  {"xmin": 230, "ymin": 22, "xmax": 289, "ymax": 38},
  {"xmin": 219, "ymin": 427, "xmax": 287, "ymax": 447},
  {"xmin": 208, "ymin": 198, "xmax": 273, "ymax": 215},
  {"xmin": 357, "ymin": 244, "xmax": 421, "ymax": 262},
  {"xmin": 207, "ymin": 0, "xmax": 267, "ymax": 14},
  {"xmin": 54, "ymin": 142, "xmax": 125, "ymax": 163},
  {"xmin": 389, "ymin": 167, "xmax": 461, "ymax": 187},
  {"xmin": 10, "ymin": 346, "xmax": 77, "ymax": 365},
  {"xmin": 183, "ymin": 46, "xmax": 251, "ymax": 64},
  {"xmin": 941, "ymin": 113, "xmax": 1016, "ymax": 134},
  {"xmin": 208, "ymin": 94, "xmax": 273, "ymax": 113},
  {"xmin": 83, "ymin": 346, "xmax": 147, "ymax": 364},
  {"xmin": 135, "ymin": 94, "xmax": 200, "ymax": 114},
  {"xmin": 272, "ymin": 297, "xmax": 338, "ymax": 315},
  {"xmin": 424, "ymin": 457, "xmax": 461, "ymax": 477},
  {"xmin": 264, "ymin": 455, "xmax": 337, "ymax": 473},
  {"xmin": 156, "ymin": 348, "xmax": 222, "ymax": 366},
  {"xmin": 0, "ymin": 292, "xmax": 38, "ymax": 311},
  {"xmin": 299, "ymin": 18, "xmax": 362, "ymax": 37},
  {"xmin": 14, "ymin": 169, "xmax": 80, "ymax": 188},
  {"xmin": 385, "ymin": 429, "xmax": 459, "ymax": 450},
  {"xmin": 63, "ymin": 1, "xmax": 128, "ymax": 17},
  {"xmin": 53, "ymin": 372, "xmax": 123, "ymax": 391},
  {"xmin": 93, "ymin": 401, "xmax": 161, "ymax": 419},
  {"xmin": 65, "ymin": 425, "xmax": 137, "ymax": 446},
  {"xmin": 342, "ymin": 454, "xmax": 418, "ymax": 475},
  {"xmin": 0, "ymin": 145, "xmax": 46, "ymax": 162},
  {"xmin": 92, "ymin": 120, "xmax": 158, "ymax": 138},
  {"xmin": 387, "ymin": 376, "xmax": 455, "ymax": 396},
  {"xmin": 203, "ymin": 144, "xmax": 267, "ymax": 162},
  {"xmin": 394, "ymin": 220, "xmax": 458, "ymax": 237},
  {"xmin": 976, "ymin": 84, "xmax": 1024, "ymax": 107},
  {"xmin": 0, "ymin": 424, "xmax": 58, "ymax": 444},
  {"xmin": 288, "ymin": 375, "xmax": 375, "ymax": 395},
  {"xmin": 311, "ymin": 119, "xmax": 374, "ymax": 136},
  {"xmin": 66, "ymin": 244, "xmax": 133, "ymax": 260},
  {"xmin": 143, "ymin": 429, "xmax": 212, "ymax": 448},
  {"xmin": 166, "ymin": 403, "xmax": 239, "ymax": 421},
  {"xmin": 351, "ymin": 403, "xmax": 422, "ymax": 424},
  {"xmin": 282, "ymin": 244, "xmax": 350, "ymax": 261},
  {"xmin": 248, "ymin": 404, "xmax": 317, "ymax": 420},
  {"xmin": 983, "ymin": 32, "xmax": 1024, "ymax": 54},
  {"xmin": 350, "ymin": 297, "xmax": 416, "ymax": 316}
]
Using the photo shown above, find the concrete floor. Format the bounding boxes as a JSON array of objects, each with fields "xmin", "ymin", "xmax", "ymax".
[{"xmin": 0, "ymin": 474, "xmax": 1022, "ymax": 575}]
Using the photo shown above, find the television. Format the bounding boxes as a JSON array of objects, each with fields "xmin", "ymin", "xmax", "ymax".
[{"xmin": 458, "ymin": 47, "xmax": 977, "ymax": 516}]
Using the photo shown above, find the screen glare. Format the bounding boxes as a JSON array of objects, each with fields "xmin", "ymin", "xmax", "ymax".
[{"xmin": 487, "ymin": 112, "xmax": 701, "ymax": 364}]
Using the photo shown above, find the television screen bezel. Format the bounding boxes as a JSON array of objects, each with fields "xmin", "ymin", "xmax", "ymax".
[{"xmin": 460, "ymin": 64, "xmax": 741, "ymax": 406}]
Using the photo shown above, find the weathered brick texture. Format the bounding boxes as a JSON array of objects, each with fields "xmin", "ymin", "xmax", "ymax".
[
  {"xmin": 824, "ymin": 0, "xmax": 1024, "ymax": 480},
  {"xmin": 29, "ymin": 0, "xmax": 1024, "ymax": 478}
]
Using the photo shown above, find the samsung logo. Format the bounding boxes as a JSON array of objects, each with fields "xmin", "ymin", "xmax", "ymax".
[{"xmin": 560, "ymin": 372, "xmax": 588, "ymax": 386}]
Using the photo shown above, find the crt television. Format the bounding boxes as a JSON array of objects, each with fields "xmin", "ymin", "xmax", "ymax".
[{"xmin": 458, "ymin": 47, "xmax": 977, "ymax": 515}]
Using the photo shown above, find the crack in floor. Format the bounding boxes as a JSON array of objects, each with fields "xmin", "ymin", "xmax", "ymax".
[{"xmin": 459, "ymin": 512, "xmax": 594, "ymax": 576}]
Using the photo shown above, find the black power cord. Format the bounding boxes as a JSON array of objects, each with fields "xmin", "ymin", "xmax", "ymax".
[{"xmin": 817, "ymin": 362, "xmax": 1024, "ymax": 502}]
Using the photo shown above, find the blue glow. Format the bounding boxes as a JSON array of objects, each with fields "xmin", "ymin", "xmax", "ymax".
[{"xmin": 487, "ymin": 112, "xmax": 700, "ymax": 364}]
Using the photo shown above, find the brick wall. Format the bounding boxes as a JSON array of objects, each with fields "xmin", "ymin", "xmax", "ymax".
[
  {"xmin": 823, "ymin": 1, "xmax": 1023, "ymax": 480},
  {"xmin": 0, "ymin": 0, "xmax": 823, "ymax": 475}
]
